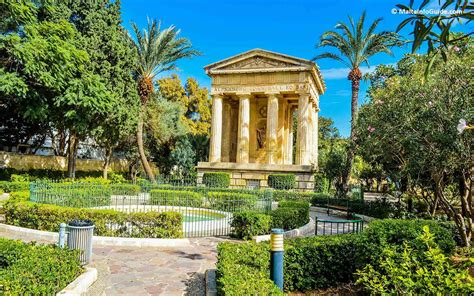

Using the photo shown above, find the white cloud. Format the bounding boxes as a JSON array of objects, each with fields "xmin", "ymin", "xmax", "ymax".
[{"xmin": 320, "ymin": 66, "xmax": 377, "ymax": 80}]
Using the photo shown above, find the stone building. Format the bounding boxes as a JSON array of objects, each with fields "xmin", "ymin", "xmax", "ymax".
[{"xmin": 196, "ymin": 49, "xmax": 325, "ymax": 190}]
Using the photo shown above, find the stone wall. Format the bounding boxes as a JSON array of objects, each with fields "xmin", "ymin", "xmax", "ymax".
[{"xmin": 0, "ymin": 152, "xmax": 128, "ymax": 172}]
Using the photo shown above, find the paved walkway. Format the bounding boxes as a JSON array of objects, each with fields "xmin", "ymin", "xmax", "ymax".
[{"xmin": 84, "ymin": 237, "xmax": 225, "ymax": 296}]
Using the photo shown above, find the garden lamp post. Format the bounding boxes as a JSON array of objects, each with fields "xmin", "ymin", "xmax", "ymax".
[{"xmin": 270, "ymin": 228, "xmax": 284, "ymax": 291}]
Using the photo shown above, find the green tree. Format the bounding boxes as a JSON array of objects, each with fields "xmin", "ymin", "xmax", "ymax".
[
  {"xmin": 55, "ymin": 0, "xmax": 140, "ymax": 178},
  {"xmin": 356, "ymin": 41, "xmax": 473, "ymax": 246},
  {"xmin": 396, "ymin": 0, "xmax": 473, "ymax": 76},
  {"xmin": 0, "ymin": 0, "xmax": 112, "ymax": 178},
  {"xmin": 130, "ymin": 19, "xmax": 200, "ymax": 182},
  {"xmin": 314, "ymin": 11, "xmax": 400, "ymax": 197},
  {"xmin": 157, "ymin": 74, "xmax": 211, "ymax": 136}
]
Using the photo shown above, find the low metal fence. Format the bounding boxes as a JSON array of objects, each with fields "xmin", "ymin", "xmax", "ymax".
[
  {"xmin": 315, "ymin": 216, "xmax": 364, "ymax": 236},
  {"xmin": 29, "ymin": 180, "xmax": 272, "ymax": 237}
]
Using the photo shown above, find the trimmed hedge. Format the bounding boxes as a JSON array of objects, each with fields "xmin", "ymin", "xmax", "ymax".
[
  {"xmin": 110, "ymin": 184, "xmax": 141, "ymax": 195},
  {"xmin": 4, "ymin": 197, "xmax": 183, "ymax": 238},
  {"xmin": 216, "ymin": 219, "xmax": 457, "ymax": 293},
  {"xmin": 34, "ymin": 183, "xmax": 112, "ymax": 208},
  {"xmin": 268, "ymin": 174, "xmax": 296, "ymax": 189},
  {"xmin": 216, "ymin": 242, "xmax": 283, "ymax": 295},
  {"xmin": 271, "ymin": 200, "xmax": 310, "ymax": 231},
  {"xmin": 0, "ymin": 237, "xmax": 82, "ymax": 295},
  {"xmin": 202, "ymin": 172, "xmax": 230, "ymax": 188},
  {"xmin": 149, "ymin": 189, "xmax": 203, "ymax": 207},
  {"xmin": 0, "ymin": 181, "xmax": 30, "ymax": 193},
  {"xmin": 0, "ymin": 168, "xmax": 103, "ymax": 181},
  {"xmin": 207, "ymin": 191, "xmax": 257, "ymax": 211},
  {"xmin": 230, "ymin": 212, "xmax": 271, "ymax": 239},
  {"xmin": 272, "ymin": 190, "xmax": 331, "ymax": 202}
]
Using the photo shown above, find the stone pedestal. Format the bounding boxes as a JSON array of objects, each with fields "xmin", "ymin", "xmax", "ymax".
[{"xmin": 196, "ymin": 162, "xmax": 315, "ymax": 191}]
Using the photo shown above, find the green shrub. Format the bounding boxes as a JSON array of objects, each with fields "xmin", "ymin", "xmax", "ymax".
[
  {"xmin": 9, "ymin": 191, "xmax": 30, "ymax": 201},
  {"xmin": 202, "ymin": 172, "xmax": 230, "ymax": 188},
  {"xmin": 356, "ymin": 226, "xmax": 473, "ymax": 294},
  {"xmin": 314, "ymin": 173, "xmax": 329, "ymax": 193},
  {"xmin": 216, "ymin": 219, "xmax": 456, "ymax": 293},
  {"xmin": 362, "ymin": 219, "xmax": 456, "ymax": 260},
  {"xmin": 0, "ymin": 237, "xmax": 82, "ymax": 295},
  {"xmin": 110, "ymin": 184, "xmax": 141, "ymax": 195},
  {"xmin": 149, "ymin": 190, "xmax": 203, "ymax": 207},
  {"xmin": 231, "ymin": 212, "xmax": 271, "ymax": 240},
  {"xmin": 268, "ymin": 174, "xmax": 295, "ymax": 190},
  {"xmin": 36, "ymin": 184, "xmax": 112, "ymax": 208},
  {"xmin": 207, "ymin": 191, "xmax": 257, "ymax": 211},
  {"xmin": 273, "ymin": 190, "xmax": 331, "ymax": 203},
  {"xmin": 3, "ymin": 200, "xmax": 183, "ymax": 238},
  {"xmin": 10, "ymin": 174, "xmax": 30, "ymax": 182},
  {"xmin": 216, "ymin": 242, "xmax": 283, "ymax": 295},
  {"xmin": 109, "ymin": 173, "xmax": 127, "ymax": 184},
  {"xmin": 0, "ymin": 168, "xmax": 105, "ymax": 181},
  {"xmin": 271, "ymin": 200, "xmax": 309, "ymax": 230},
  {"xmin": 285, "ymin": 234, "xmax": 366, "ymax": 291},
  {"xmin": 0, "ymin": 181, "xmax": 30, "ymax": 193},
  {"xmin": 0, "ymin": 188, "xmax": 3, "ymax": 195}
]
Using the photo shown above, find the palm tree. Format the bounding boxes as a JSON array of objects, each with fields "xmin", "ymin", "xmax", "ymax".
[
  {"xmin": 314, "ymin": 11, "xmax": 399, "ymax": 197},
  {"xmin": 130, "ymin": 19, "xmax": 200, "ymax": 182}
]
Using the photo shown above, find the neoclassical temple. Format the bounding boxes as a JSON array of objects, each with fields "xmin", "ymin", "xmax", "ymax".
[{"xmin": 197, "ymin": 49, "xmax": 325, "ymax": 190}]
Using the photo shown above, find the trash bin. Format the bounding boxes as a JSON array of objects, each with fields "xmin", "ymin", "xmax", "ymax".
[{"xmin": 67, "ymin": 219, "xmax": 94, "ymax": 265}]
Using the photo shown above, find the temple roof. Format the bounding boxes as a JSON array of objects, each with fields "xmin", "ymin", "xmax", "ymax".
[{"xmin": 205, "ymin": 48, "xmax": 325, "ymax": 94}]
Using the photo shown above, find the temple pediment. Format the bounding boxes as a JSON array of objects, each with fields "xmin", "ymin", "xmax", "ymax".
[
  {"xmin": 205, "ymin": 49, "xmax": 313, "ymax": 73},
  {"xmin": 205, "ymin": 49, "xmax": 325, "ymax": 94}
]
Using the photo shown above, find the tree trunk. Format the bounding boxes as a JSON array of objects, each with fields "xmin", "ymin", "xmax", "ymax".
[
  {"xmin": 103, "ymin": 147, "xmax": 113, "ymax": 179},
  {"xmin": 136, "ymin": 108, "xmax": 156, "ymax": 182},
  {"xmin": 67, "ymin": 131, "xmax": 79, "ymax": 179},
  {"xmin": 339, "ymin": 73, "xmax": 361, "ymax": 197}
]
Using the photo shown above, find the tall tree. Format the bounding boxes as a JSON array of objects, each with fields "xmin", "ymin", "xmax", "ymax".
[
  {"xmin": 314, "ymin": 11, "xmax": 400, "ymax": 197},
  {"xmin": 130, "ymin": 19, "xmax": 200, "ymax": 182},
  {"xmin": 56, "ymin": 0, "xmax": 140, "ymax": 178},
  {"xmin": 0, "ymin": 0, "xmax": 112, "ymax": 178}
]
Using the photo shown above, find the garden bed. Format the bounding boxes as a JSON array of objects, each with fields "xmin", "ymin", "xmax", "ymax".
[
  {"xmin": 216, "ymin": 219, "xmax": 463, "ymax": 294},
  {"xmin": 0, "ymin": 237, "xmax": 83, "ymax": 295}
]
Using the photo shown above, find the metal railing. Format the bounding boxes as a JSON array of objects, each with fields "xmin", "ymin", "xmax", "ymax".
[
  {"xmin": 315, "ymin": 215, "xmax": 364, "ymax": 236},
  {"xmin": 29, "ymin": 180, "xmax": 272, "ymax": 237}
]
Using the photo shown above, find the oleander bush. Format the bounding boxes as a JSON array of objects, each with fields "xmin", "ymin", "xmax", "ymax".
[
  {"xmin": 202, "ymin": 172, "xmax": 230, "ymax": 188},
  {"xmin": 0, "ymin": 181, "xmax": 30, "ymax": 193},
  {"xmin": 0, "ymin": 238, "xmax": 82, "ymax": 295},
  {"xmin": 216, "ymin": 219, "xmax": 457, "ymax": 293},
  {"xmin": 207, "ymin": 191, "xmax": 257, "ymax": 211},
  {"xmin": 271, "ymin": 200, "xmax": 310, "ymax": 230},
  {"xmin": 230, "ymin": 212, "xmax": 272, "ymax": 240},
  {"xmin": 149, "ymin": 190, "xmax": 203, "ymax": 207},
  {"xmin": 268, "ymin": 174, "xmax": 296, "ymax": 190},
  {"xmin": 3, "ymin": 199, "xmax": 183, "ymax": 238},
  {"xmin": 216, "ymin": 242, "xmax": 283, "ymax": 295}
]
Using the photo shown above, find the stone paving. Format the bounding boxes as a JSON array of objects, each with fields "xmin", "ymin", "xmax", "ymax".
[{"xmin": 84, "ymin": 237, "xmax": 225, "ymax": 296}]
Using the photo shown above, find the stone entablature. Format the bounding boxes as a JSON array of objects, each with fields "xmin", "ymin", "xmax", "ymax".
[{"xmin": 197, "ymin": 49, "xmax": 325, "ymax": 191}]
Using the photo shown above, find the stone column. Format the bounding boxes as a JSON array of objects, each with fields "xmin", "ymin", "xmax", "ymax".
[
  {"xmin": 287, "ymin": 107, "xmax": 294, "ymax": 164},
  {"xmin": 209, "ymin": 94, "xmax": 223, "ymax": 162},
  {"xmin": 311, "ymin": 103, "xmax": 319, "ymax": 166},
  {"xmin": 266, "ymin": 93, "xmax": 279, "ymax": 164},
  {"xmin": 237, "ymin": 94, "xmax": 251, "ymax": 163},
  {"xmin": 221, "ymin": 101, "xmax": 232, "ymax": 162},
  {"xmin": 296, "ymin": 93, "xmax": 311, "ymax": 165}
]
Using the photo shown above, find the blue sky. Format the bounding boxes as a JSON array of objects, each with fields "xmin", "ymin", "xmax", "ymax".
[{"xmin": 121, "ymin": 0, "xmax": 470, "ymax": 137}]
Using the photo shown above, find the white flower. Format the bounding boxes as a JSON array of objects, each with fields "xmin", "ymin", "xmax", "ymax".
[{"xmin": 457, "ymin": 119, "xmax": 467, "ymax": 134}]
